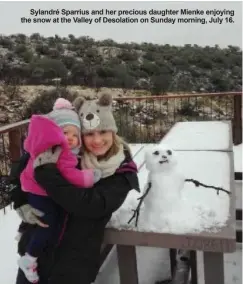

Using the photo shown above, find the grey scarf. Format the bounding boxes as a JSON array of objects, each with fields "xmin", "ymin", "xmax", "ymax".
[{"xmin": 81, "ymin": 145, "xmax": 125, "ymax": 178}]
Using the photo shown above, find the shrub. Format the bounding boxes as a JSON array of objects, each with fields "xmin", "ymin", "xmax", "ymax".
[{"xmin": 23, "ymin": 87, "xmax": 78, "ymax": 118}]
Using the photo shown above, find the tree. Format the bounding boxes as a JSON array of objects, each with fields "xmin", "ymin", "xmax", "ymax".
[
  {"xmin": 14, "ymin": 44, "xmax": 27, "ymax": 55},
  {"xmin": 151, "ymin": 74, "xmax": 172, "ymax": 95},
  {"xmin": 70, "ymin": 62, "xmax": 87, "ymax": 84},
  {"xmin": 23, "ymin": 88, "xmax": 77, "ymax": 118},
  {"xmin": 15, "ymin": 33, "xmax": 26, "ymax": 44},
  {"xmin": 35, "ymin": 44, "xmax": 50, "ymax": 55},
  {"xmin": 0, "ymin": 37, "xmax": 13, "ymax": 49},
  {"xmin": 31, "ymin": 58, "xmax": 68, "ymax": 81},
  {"xmin": 30, "ymin": 33, "xmax": 41, "ymax": 41},
  {"xmin": 0, "ymin": 34, "xmax": 241, "ymax": 91},
  {"xmin": 118, "ymin": 50, "xmax": 138, "ymax": 61},
  {"xmin": 21, "ymin": 50, "xmax": 34, "ymax": 63}
]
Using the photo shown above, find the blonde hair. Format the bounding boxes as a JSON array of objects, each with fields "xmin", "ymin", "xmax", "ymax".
[{"xmin": 81, "ymin": 132, "xmax": 130, "ymax": 161}]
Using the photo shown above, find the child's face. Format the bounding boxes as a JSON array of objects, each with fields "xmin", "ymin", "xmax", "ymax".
[{"xmin": 63, "ymin": 125, "xmax": 79, "ymax": 149}]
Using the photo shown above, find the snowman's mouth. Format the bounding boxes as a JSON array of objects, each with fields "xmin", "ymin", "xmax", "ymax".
[{"xmin": 159, "ymin": 160, "xmax": 168, "ymax": 164}]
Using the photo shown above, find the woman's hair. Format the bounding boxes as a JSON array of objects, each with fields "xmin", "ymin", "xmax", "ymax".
[
  {"xmin": 105, "ymin": 133, "xmax": 131, "ymax": 160},
  {"xmin": 81, "ymin": 132, "xmax": 131, "ymax": 160}
]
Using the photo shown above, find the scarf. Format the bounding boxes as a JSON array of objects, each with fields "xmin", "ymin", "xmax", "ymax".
[{"xmin": 81, "ymin": 144, "xmax": 125, "ymax": 178}]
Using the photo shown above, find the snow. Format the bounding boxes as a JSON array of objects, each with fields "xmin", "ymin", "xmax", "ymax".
[
  {"xmin": 1, "ymin": 207, "xmax": 241, "ymax": 284},
  {"xmin": 108, "ymin": 146, "xmax": 232, "ymax": 234},
  {"xmin": 94, "ymin": 244, "xmax": 242, "ymax": 284},
  {"xmin": 94, "ymin": 246, "xmax": 171, "ymax": 284},
  {"xmin": 129, "ymin": 144, "xmax": 145, "ymax": 156},
  {"xmin": 0, "ymin": 207, "xmax": 19, "ymax": 284},
  {"xmin": 161, "ymin": 121, "xmax": 232, "ymax": 151},
  {"xmin": 233, "ymin": 144, "xmax": 242, "ymax": 172},
  {"xmin": 130, "ymin": 144, "xmax": 147, "ymax": 168}
]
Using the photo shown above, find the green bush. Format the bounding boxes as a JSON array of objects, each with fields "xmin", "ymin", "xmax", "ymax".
[{"xmin": 23, "ymin": 87, "xmax": 78, "ymax": 118}]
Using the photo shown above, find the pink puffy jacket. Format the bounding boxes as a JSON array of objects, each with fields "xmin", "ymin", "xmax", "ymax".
[{"xmin": 20, "ymin": 115, "xmax": 94, "ymax": 196}]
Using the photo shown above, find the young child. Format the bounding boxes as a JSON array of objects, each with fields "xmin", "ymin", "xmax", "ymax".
[{"xmin": 17, "ymin": 98, "xmax": 101, "ymax": 283}]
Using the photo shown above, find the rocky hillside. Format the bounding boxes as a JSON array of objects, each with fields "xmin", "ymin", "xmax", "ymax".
[{"xmin": 0, "ymin": 34, "xmax": 242, "ymax": 93}]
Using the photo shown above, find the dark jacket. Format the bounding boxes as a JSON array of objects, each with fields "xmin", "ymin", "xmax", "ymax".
[{"xmin": 11, "ymin": 149, "xmax": 139, "ymax": 284}]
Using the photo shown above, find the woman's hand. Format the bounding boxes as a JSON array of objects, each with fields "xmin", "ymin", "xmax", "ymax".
[
  {"xmin": 33, "ymin": 146, "xmax": 62, "ymax": 169},
  {"xmin": 93, "ymin": 169, "xmax": 102, "ymax": 183},
  {"xmin": 16, "ymin": 204, "xmax": 49, "ymax": 228}
]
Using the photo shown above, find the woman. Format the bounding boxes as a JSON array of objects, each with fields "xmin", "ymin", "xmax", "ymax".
[{"xmin": 11, "ymin": 92, "xmax": 139, "ymax": 284}]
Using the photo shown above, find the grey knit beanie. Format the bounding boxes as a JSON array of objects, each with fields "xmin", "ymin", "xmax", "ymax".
[
  {"xmin": 48, "ymin": 98, "xmax": 81, "ymax": 130},
  {"xmin": 73, "ymin": 91, "xmax": 117, "ymax": 134}
]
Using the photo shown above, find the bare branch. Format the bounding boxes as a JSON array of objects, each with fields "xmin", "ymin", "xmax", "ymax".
[
  {"xmin": 128, "ymin": 182, "xmax": 152, "ymax": 227},
  {"xmin": 185, "ymin": 178, "xmax": 231, "ymax": 195}
]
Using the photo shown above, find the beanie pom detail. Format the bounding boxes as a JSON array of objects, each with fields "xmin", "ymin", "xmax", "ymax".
[{"xmin": 53, "ymin": 98, "xmax": 74, "ymax": 110}]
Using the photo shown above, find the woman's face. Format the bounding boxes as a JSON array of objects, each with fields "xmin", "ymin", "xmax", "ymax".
[{"xmin": 83, "ymin": 130, "xmax": 113, "ymax": 156}]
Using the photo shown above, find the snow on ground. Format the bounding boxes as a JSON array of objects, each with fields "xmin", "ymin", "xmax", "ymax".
[
  {"xmin": 1, "ymin": 202, "xmax": 241, "ymax": 284},
  {"xmin": 94, "ymin": 246, "xmax": 171, "ymax": 284},
  {"xmin": 0, "ymin": 207, "xmax": 20, "ymax": 284},
  {"xmin": 94, "ymin": 244, "xmax": 242, "ymax": 284}
]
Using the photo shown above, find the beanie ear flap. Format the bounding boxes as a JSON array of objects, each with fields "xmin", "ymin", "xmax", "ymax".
[
  {"xmin": 98, "ymin": 91, "xmax": 113, "ymax": 106},
  {"xmin": 73, "ymin": 96, "xmax": 85, "ymax": 112}
]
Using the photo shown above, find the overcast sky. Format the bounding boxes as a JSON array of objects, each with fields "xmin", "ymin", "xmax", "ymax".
[{"xmin": 0, "ymin": 1, "xmax": 242, "ymax": 48}]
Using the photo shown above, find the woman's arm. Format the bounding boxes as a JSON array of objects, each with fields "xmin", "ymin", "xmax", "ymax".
[
  {"xmin": 9, "ymin": 152, "xmax": 30, "ymax": 209},
  {"xmin": 35, "ymin": 164, "xmax": 139, "ymax": 218},
  {"xmin": 9, "ymin": 152, "xmax": 48, "ymax": 227}
]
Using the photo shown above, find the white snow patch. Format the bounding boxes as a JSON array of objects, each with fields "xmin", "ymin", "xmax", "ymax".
[
  {"xmin": 233, "ymin": 144, "xmax": 242, "ymax": 172},
  {"xmin": 161, "ymin": 121, "xmax": 231, "ymax": 150}
]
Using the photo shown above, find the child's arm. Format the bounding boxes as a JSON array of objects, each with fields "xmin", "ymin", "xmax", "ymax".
[
  {"xmin": 57, "ymin": 150, "xmax": 95, "ymax": 188},
  {"xmin": 61, "ymin": 167, "xmax": 95, "ymax": 188}
]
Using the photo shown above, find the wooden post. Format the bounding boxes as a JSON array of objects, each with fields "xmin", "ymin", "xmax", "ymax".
[
  {"xmin": 117, "ymin": 245, "xmax": 139, "ymax": 284},
  {"xmin": 8, "ymin": 129, "xmax": 21, "ymax": 162},
  {"xmin": 233, "ymin": 94, "xmax": 242, "ymax": 145},
  {"xmin": 203, "ymin": 252, "xmax": 224, "ymax": 284}
]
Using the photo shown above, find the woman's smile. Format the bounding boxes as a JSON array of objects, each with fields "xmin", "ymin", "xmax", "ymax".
[{"xmin": 83, "ymin": 130, "xmax": 113, "ymax": 156}]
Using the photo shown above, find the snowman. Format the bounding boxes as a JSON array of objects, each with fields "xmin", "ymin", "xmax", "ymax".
[
  {"xmin": 137, "ymin": 144, "xmax": 185, "ymax": 231},
  {"xmin": 129, "ymin": 144, "xmax": 231, "ymax": 233}
]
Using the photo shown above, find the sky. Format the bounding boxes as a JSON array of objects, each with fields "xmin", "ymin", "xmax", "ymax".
[{"xmin": 0, "ymin": 1, "xmax": 242, "ymax": 48}]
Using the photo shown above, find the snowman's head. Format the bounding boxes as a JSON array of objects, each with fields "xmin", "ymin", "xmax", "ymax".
[{"xmin": 145, "ymin": 144, "xmax": 177, "ymax": 173}]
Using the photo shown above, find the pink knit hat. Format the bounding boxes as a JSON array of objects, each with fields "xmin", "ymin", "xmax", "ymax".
[
  {"xmin": 48, "ymin": 98, "xmax": 81, "ymax": 130},
  {"xmin": 48, "ymin": 98, "xmax": 82, "ymax": 153}
]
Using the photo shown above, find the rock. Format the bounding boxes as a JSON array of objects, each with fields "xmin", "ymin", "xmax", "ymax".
[
  {"xmin": 0, "ymin": 112, "xmax": 8, "ymax": 123},
  {"xmin": 0, "ymin": 94, "xmax": 8, "ymax": 101}
]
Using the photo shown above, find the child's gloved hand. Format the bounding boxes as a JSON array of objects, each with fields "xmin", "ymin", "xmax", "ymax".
[
  {"xmin": 16, "ymin": 204, "xmax": 48, "ymax": 228},
  {"xmin": 93, "ymin": 169, "xmax": 102, "ymax": 183},
  {"xmin": 33, "ymin": 146, "xmax": 62, "ymax": 169}
]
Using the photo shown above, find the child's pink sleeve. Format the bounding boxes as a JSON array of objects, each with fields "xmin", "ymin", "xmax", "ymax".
[{"xmin": 57, "ymin": 150, "xmax": 94, "ymax": 188}]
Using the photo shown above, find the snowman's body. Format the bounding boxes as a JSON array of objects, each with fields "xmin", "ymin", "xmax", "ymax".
[{"xmin": 140, "ymin": 144, "xmax": 185, "ymax": 230}]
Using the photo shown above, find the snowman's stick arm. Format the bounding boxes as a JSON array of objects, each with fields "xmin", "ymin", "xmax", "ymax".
[
  {"xmin": 127, "ymin": 182, "xmax": 152, "ymax": 226},
  {"xmin": 185, "ymin": 178, "xmax": 231, "ymax": 195}
]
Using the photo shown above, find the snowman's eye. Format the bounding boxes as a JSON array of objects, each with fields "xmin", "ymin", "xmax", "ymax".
[
  {"xmin": 153, "ymin": 151, "xmax": 159, "ymax": 155},
  {"xmin": 167, "ymin": 150, "xmax": 172, "ymax": 155}
]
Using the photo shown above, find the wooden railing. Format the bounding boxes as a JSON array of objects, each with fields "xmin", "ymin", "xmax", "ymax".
[{"xmin": 0, "ymin": 92, "xmax": 242, "ymax": 175}]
